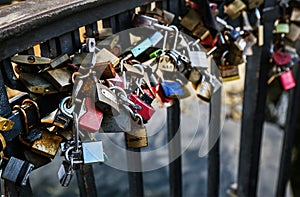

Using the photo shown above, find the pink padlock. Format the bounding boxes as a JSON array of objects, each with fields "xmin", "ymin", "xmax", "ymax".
[{"xmin": 280, "ymin": 70, "xmax": 296, "ymax": 90}]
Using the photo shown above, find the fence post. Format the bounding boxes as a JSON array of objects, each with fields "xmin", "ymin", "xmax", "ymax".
[
  {"xmin": 237, "ymin": 2, "xmax": 279, "ymax": 196},
  {"xmin": 167, "ymin": 99, "xmax": 182, "ymax": 197},
  {"xmin": 207, "ymin": 61, "xmax": 221, "ymax": 197}
]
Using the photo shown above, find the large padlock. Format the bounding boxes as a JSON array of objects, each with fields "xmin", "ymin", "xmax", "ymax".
[
  {"xmin": 78, "ymin": 97, "xmax": 104, "ymax": 133},
  {"xmin": 1, "ymin": 157, "xmax": 34, "ymax": 186},
  {"xmin": 280, "ymin": 69, "xmax": 296, "ymax": 90}
]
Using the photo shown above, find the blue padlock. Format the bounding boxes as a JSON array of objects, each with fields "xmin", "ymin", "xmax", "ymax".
[{"xmin": 160, "ymin": 81, "xmax": 185, "ymax": 98}]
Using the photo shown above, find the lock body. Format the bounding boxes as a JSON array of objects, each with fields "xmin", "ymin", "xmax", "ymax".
[{"xmin": 280, "ymin": 70, "xmax": 296, "ymax": 90}]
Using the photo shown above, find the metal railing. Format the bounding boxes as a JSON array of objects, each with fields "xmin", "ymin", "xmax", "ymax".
[{"xmin": 0, "ymin": 0, "xmax": 298, "ymax": 196}]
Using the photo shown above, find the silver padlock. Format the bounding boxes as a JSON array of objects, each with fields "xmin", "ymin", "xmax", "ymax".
[
  {"xmin": 1, "ymin": 157, "xmax": 34, "ymax": 186},
  {"xmin": 58, "ymin": 160, "xmax": 73, "ymax": 187},
  {"xmin": 82, "ymin": 141, "xmax": 104, "ymax": 164}
]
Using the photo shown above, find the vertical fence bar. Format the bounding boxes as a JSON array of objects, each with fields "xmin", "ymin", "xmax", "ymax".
[
  {"xmin": 85, "ymin": 22, "xmax": 98, "ymax": 38},
  {"xmin": 76, "ymin": 165, "xmax": 98, "ymax": 197},
  {"xmin": 276, "ymin": 64, "xmax": 300, "ymax": 196},
  {"xmin": 167, "ymin": 99, "xmax": 182, "ymax": 197},
  {"xmin": 207, "ymin": 62, "xmax": 221, "ymax": 197},
  {"xmin": 126, "ymin": 147, "xmax": 144, "ymax": 197},
  {"xmin": 237, "ymin": 1, "xmax": 279, "ymax": 196}
]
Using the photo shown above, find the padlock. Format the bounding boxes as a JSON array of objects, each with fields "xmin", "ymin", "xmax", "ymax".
[
  {"xmin": 196, "ymin": 79, "xmax": 212, "ymax": 102},
  {"xmin": 219, "ymin": 65, "xmax": 240, "ymax": 82},
  {"xmin": 273, "ymin": 50, "xmax": 291, "ymax": 66},
  {"xmin": 31, "ymin": 130, "xmax": 63, "ymax": 158},
  {"xmin": 58, "ymin": 160, "xmax": 73, "ymax": 187},
  {"xmin": 158, "ymin": 55, "xmax": 175, "ymax": 72},
  {"xmin": 280, "ymin": 69, "xmax": 296, "ymax": 90},
  {"xmin": 192, "ymin": 24, "xmax": 210, "ymax": 41},
  {"xmin": 131, "ymin": 38, "xmax": 153, "ymax": 57},
  {"xmin": 160, "ymin": 81, "xmax": 185, "ymax": 98},
  {"xmin": 106, "ymin": 73, "xmax": 125, "ymax": 89},
  {"xmin": 291, "ymin": 7, "xmax": 300, "ymax": 22},
  {"xmin": 255, "ymin": 8, "xmax": 264, "ymax": 46},
  {"xmin": 95, "ymin": 83, "xmax": 120, "ymax": 115},
  {"xmin": 149, "ymin": 31, "xmax": 164, "ymax": 47},
  {"xmin": 275, "ymin": 7, "xmax": 290, "ymax": 34},
  {"xmin": 0, "ymin": 133, "xmax": 6, "ymax": 152},
  {"xmin": 53, "ymin": 96, "xmax": 74, "ymax": 129},
  {"xmin": 1, "ymin": 157, "xmax": 34, "ymax": 186},
  {"xmin": 82, "ymin": 141, "xmax": 104, "ymax": 164},
  {"xmin": 225, "ymin": 0, "xmax": 246, "ymax": 19},
  {"xmin": 42, "ymin": 67, "xmax": 72, "ymax": 92},
  {"xmin": 125, "ymin": 119, "xmax": 148, "ymax": 148},
  {"xmin": 95, "ymin": 48, "xmax": 120, "ymax": 67},
  {"xmin": 286, "ymin": 23, "xmax": 300, "ymax": 42},
  {"xmin": 225, "ymin": 43, "xmax": 245, "ymax": 66},
  {"xmin": 188, "ymin": 41, "xmax": 209, "ymax": 69},
  {"xmin": 94, "ymin": 61, "xmax": 117, "ymax": 80},
  {"xmin": 188, "ymin": 68, "xmax": 202, "ymax": 87},
  {"xmin": 79, "ymin": 97, "xmax": 104, "ymax": 133},
  {"xmin": 19, "ymin": 72, "xmax": 58, "ymax": 94},
  {"xmin": 0, "ymin": 116, "xmax": 14, "ymax": 131},
  {"xmin": 180, "ymin": 9, "xmax": 203, "ymax": 32},
  {"xmin": 86, "ymin": 38, "xmax": 96, "ymax": 53},
  {"xmin": 129, "ymin": 93, "xmax": 155, "ymax": 121}
]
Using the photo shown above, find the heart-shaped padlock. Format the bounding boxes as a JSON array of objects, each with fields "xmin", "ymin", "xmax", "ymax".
[{"xmin": 273, "ymin": 51, "xmax": 291, "ymax": 66}]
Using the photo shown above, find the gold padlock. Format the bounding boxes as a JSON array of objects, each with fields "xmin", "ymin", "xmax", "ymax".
[
  {"xmin": 219, "ymin": 65, "xmax": 240, "ymax": 82},
  {"xmin": 192, "ymin": 24, "xmax": 210, "ymax": 41},
  {"xmin": 196, "ymin": 76, "xmax": 212, "ymax": 102},
  {"xmin": 225, "ymin": 0, "xmax": 246, "ymax": 20},
  {"xmin": 0, "ymin": 117, "xmax": 14, "ymax": 131},
  {"xmin": 125, "ymin": 119, "xmax": 148, "ymax": 148},
  {"xmin": 31, "ymin": 130, "xmax": 63, "ymax": 158}
]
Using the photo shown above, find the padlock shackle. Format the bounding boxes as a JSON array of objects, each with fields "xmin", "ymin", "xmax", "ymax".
[
  {"xmin": 13, "ymin": 105, "xmax": 29, "ymax": 135},
  {"xmin": 22, "ymin": 99, "xmax": 41, "ymax": 121}
]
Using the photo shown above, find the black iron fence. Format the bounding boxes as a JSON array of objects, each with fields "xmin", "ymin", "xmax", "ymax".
[{"xmin": 0, "ymin": 0, "xmax": 298, "ymax": 196}]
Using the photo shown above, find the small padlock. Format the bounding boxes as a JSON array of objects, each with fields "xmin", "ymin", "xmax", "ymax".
[
  {"xmin": 95, "ymin": 83, "xmax": 120, "ymax": 115},
  {"xmin": 82, "ymin": 141, "xmax": 104, "ymax": 164},
  {"xmin": 125, "ymin": 119, "xmax": 148, "ymax": 148},
  {"xmin": 196, "ymin": 74, "xmax": 213, "ymax": 102},
  {"xmin": 192, "ymin": 24, "xmax": 210, "ymax": 41},
  {"xmin": 160, "ymin": 81, "xmax": 185, "ymax": 98},
  {"xmin": 58, "ymin": 160, "xmax": 73, "ymax": 187},
  {"xmin": 78, "ymin": 97, "xmax": 103, "ymax": 133},
  {"xmin": 280, "ymin": 69, "xmax": 296, "ymax": 90},
  {"xmin": 131, "ymin": 38, "xmax": 153, "ymax": 58},
  {"xmin": 158, "ymin": 55, "xmax": 175, "ymax": 72},
  {"xmin": 286, "ymin": 23, "xmax": 300, "ymax": 42},
  {"xmin": 1, "ymin": 156, "xmax": 34, "ymax": 186},
  {"xmin": 219, "ymin": 65, "xmax": 240, "ymax": 82},
  {"xmin": 53, "ymin": 96, "xmax": 74, "ymax": 129},
  {"xmin": 129, "ymin": 93, "xmax": 155, "ymax": 121},
  {"xmin": 273, "ymin": 50, "xmax": 291, "ymax": 66}
]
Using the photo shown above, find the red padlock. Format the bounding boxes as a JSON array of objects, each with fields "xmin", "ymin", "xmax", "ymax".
[
  {"xmin": 79, "ymin": 97, "xmax": 103, "ymax": 132},
  {"xmin": 280, "ymin": 70, "xmax": 296, "ymax": 90},
  {"xmin": 273, "ymin": 51, "xmax": 291, "ymax": 66},
  {"xmin": 129, "ymin": 93, "xmax": 155, "ymax": 121}
]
